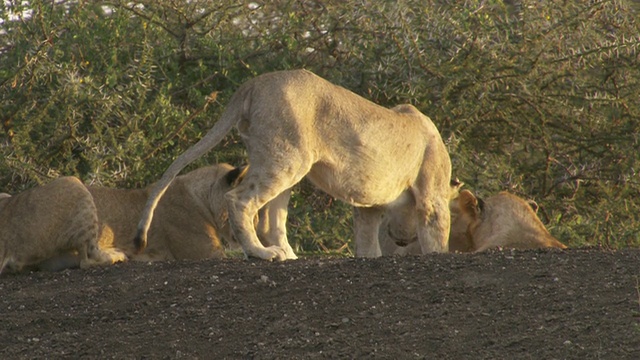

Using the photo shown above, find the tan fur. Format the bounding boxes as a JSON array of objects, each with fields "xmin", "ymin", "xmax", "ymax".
[
  {"xmin": 136, "ymin": 69, "xmax": 453, "ymax": 260},
  {"xmin": 458, "ymin": 190, "xmax": 567, "ymax": 251},
  {"xmin": 0, "ymin": 177, "xmax": 126, "ymax": 274},
  {"xmin": 382, "ymin": 189, "xmax": 567, "ymax": 255},
  {"xmin": 380, "ymin": 180, "xmax": 469, "ymax": 255},
  {"xmin": 88, "ymin": 164, "xmax": 239, "ymax": 261}
]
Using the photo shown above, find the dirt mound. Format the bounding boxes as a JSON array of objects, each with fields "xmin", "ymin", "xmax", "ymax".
[{"xmin": 1, "ymin": 248, "xmax": 639, "ymax": 359}]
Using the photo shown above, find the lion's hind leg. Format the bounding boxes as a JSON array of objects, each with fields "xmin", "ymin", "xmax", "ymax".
[
  {"xmin": 70, "ymin": 197, "xmax": 127, "ymax": 269},
  {"xmin": 36, "ymin": 252, "xmax": 81, "ymax": 272},
  {"xmin": 78, "ymin": 238, "xmax": 128, "ymax": 269},
  {"xmin": 225, "ymin": 166, "xmax": 307, "ymax": 261},
  {"xmin": 256, "ymin": 189, "xmax": 297, "ymax": 260},
  {"xmin": 83, "ymin": 245, "xmax": 128, "ymax": 268}
]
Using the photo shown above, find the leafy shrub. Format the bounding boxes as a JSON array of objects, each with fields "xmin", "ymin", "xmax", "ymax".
[{"xmin": 1, "ymin": 0, "xmax": 638, "ymax": 251}]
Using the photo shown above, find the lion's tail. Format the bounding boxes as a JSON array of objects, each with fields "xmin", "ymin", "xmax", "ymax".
[{"xmin": 133, "ymin": 85, "xmax": 250, "ymax": 253}]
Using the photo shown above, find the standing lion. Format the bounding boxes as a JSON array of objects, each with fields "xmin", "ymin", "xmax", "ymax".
[{"xmin": 135, "ymin": 69, "xmax": 453, "ymax": 260}]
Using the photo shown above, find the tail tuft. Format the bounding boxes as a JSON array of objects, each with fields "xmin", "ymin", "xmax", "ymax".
[
  {"xmin": 224, "ymin": 165, "xmax": 249, "ymax": 187},
  {"xmin": 133, "ymin": 230, "xmax": 148, "ymax": 254}
]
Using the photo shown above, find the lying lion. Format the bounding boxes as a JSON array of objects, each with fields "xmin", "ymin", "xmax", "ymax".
[
  {"xmin": 17, "ymin": 161, "xmax": 343, "ymax": 271},
  {"xmin": 455, "ymin": 190, "xmax": 567, "ymax": 251},
  {"xmin": 87, "ymin": 164, "xmax": 243, "ymax": 261},
  {"xmin": 136, "ymin": 69, "xmax": 453, "ymax": 260},
  {"xmin": 381, "ymin": 189, "xmax": 567, "ymax": 255},
  {"xmin": 40, "ymin": 164, "xmax": 296, "ymax": 270},
  {"xmin": 0, "ymin": 177, "xmax": 126, "ymax": 274}
]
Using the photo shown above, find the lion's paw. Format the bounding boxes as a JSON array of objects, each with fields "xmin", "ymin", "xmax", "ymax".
[
  {"xmin": 279, "ymin": 244, "xmax": 298, "ymax": 260},
  {"xmin": 246, "ymin": 245, "xmax": 290, "ymax": 261},
  {"xmin": 104, "ymin": 249, "xmax": 128, "ymax": 264},
  {"xmin": 82, "ymin": 249, "xmax": 128, "ymax": 269},
  {"xmin": 263, "ymin": 245, "xmax": 290, "ymax": 261}
]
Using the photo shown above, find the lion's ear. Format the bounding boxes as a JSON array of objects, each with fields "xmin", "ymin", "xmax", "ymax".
[
  {"xmin": 224, "ymin": 165, "xmax": 249, "ymax": 187},
  {"xmin": 458, "ymin": 190, "xmax": 480, "ymax": 218},
  {"xmin": 527, "ymin": 199, "xmax": 539, "ymax": 213},
  {"xmin": 449, "ymin": 178, "xmax": 464, "ymax": 199}
]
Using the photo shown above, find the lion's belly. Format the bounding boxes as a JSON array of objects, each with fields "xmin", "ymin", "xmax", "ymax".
[
  {"xmin": 306, "ymin": 128, "xmax": 426, "ymax": 206},
  {"xmin": 307, "ymin": 158, "xmax": 418, "ymax": 207}
]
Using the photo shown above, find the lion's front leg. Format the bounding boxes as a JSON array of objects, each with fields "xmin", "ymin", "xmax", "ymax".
[
  {"xmin": 353, "ymin": 206, "xmax": 384, "ymax": 258},
  {"xmin": 416, "ymin": 198, "xmax": 450, "ymax": 253}
]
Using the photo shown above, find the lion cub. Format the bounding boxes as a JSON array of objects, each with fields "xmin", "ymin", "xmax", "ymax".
[{"xmin": 0, "ymin": 177, "xmax": 126, "ymax": 274}]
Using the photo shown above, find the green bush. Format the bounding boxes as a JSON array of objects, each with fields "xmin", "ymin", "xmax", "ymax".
[{"xmin": 1, "ymin": 0, "xmax": 638, "ymax": 251}]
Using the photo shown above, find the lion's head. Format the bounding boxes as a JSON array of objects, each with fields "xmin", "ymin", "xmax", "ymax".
[
  {"xmin": 383, "ymin": 178, "xmax": 465, "ymax": 249},
  {"xmin": 455, "ymin": 190, "xmax": 567, "ymax": 251}
]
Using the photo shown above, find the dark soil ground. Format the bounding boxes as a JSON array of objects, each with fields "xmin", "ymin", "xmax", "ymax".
[{"xmin": 1, "ymin": 248, "xmax": 639, "ymax": 359}]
